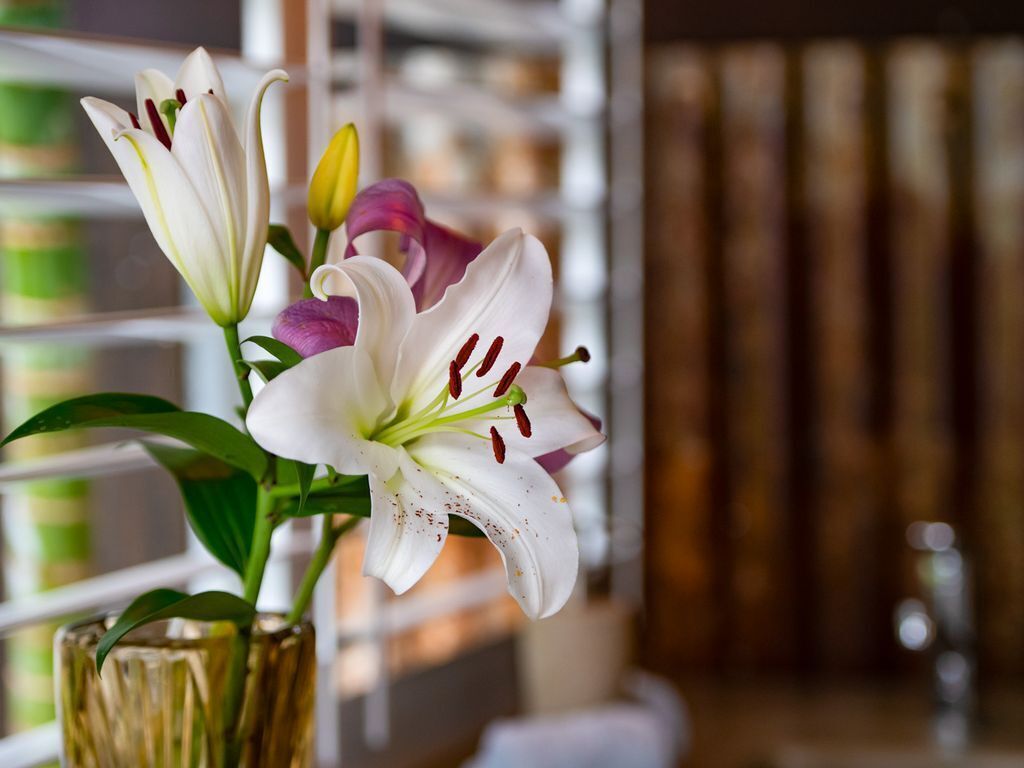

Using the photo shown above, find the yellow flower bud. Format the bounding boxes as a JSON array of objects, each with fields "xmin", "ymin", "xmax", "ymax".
[{"xmin": 308, "ymin": 123, "xmax": 359, "ymax": 231}]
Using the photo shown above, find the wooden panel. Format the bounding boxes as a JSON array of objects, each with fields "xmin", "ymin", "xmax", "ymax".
[
  {"xmin": 972, "ymin": 41, "xmax": 1024, "ymax": 675},
  {"xmin": 719, "ymin": 45, "xmax": 792, "ymax": 667},
  {"xmin": 802, "ymin": 44, "xmax": 879, "ymax": 670},
  {"xmin": 886, "ymin": 43, "xmax": 955, "ymax": 603},
  {"xmin": 644, "ymin": 39, "xmax": 1024, "ymax": 678},
  {"xmin": 643, "ymin": 47, "xmax": 717, "ymax": 669}
]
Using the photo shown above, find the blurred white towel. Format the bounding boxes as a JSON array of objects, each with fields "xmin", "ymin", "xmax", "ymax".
[{"xmin": 464, "ymin": 672, "xmax": 688, "ymax": 768}]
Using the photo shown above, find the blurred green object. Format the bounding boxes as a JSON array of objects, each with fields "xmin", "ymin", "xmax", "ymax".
[{"xmin": 0, "ymin": 0, "xmax": 91, "ymax": 743}]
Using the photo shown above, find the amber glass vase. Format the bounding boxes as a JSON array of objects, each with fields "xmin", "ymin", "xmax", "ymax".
[{"xmin": 55, "ymin": 613, "xmax": 315, "ymax": 767}]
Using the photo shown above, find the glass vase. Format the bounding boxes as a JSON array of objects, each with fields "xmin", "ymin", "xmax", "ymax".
[{"xmin": 55, "ymin": 613, "xmax": 315, "ymax": 767}]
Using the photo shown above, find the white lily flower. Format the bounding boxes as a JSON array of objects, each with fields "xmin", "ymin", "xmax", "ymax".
[
  {"xmin": 246, "ymin": 229, "xmax": 604, "ymax": 618},
  {"xmin": 81, "ymin": 48, "xmax": 288, "ymax": 326}
]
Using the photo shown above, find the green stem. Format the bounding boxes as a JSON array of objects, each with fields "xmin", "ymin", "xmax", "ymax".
[
  {"xmin": 302, "ymin": 228, "xmax": 331, "ymax": 298},
  {"xmin": 269, "ymin": 472, "xmax": 360, "ymax": 499},
  {"xmin": 220, "ymin": 489, "xmax": 275, "ymax": 765},
  {"xmin": 286, "ymin": 515, "xmax": 360, "ymax": 625},
  {"xmin": 242, "ymin": 490, "xmax": 276, "ymax": 604},
  {"xmin": 223, "ymin": 323, "xmax": 254, "ymax": 409}
]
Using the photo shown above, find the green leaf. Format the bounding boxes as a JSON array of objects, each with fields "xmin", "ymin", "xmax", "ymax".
[
  {"xmin": 240, "ymin": 359, "xmax": 288, "ymax": 383},
  {"xmin": 293, "ymin": 461, "xmax": 316, "ymax": 517},
  {"xmin": 142, "ymin": 443, "xmax": 256, "ymax": 577},
  {"xmin": 97, "ymin": 589, "xmax": 255, "ymax": 675},
  {"xmin": 244, "ymin": 335, "xmax": 302, "ymax": 368},
  {"xmin": 281, "ymin": 477, "xmax": 371, "ymax": 519},
  {"xmin": 449, "ymin": 516, "xmax": 485, "ymax": 538},
  {"xmin": 267, "ymin": 224, "xmax": 307, "ymax": 279},
  {"xmin": 1, "ymin": 393, "xmax": 267, "ymax": 479}
]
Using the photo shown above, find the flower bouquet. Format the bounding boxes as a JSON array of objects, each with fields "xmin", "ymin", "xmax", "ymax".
[{"xmin": 4, "ymin": 48, "xmax": 603, "ymax": 766}]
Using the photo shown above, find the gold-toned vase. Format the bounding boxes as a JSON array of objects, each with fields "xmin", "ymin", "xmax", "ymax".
[{"xmin": 55, "ymin": 614, "xmax": 315, "ymax": 767}]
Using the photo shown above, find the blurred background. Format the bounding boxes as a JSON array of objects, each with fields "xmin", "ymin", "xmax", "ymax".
[{"xmin": 2, "ymin": 0, "xmax": 1024, "ymax": 767}]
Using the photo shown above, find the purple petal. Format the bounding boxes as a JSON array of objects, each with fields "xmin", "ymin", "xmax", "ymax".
[
  {"xmin": 272, "ymin": 296, "xmax": 359, "ymax": 358},
  {"xmin": 536, "ymin": 410, "xmax": 604, "ymax": 475},
  {"xmin": 412, "ymin": 221, "xmax": 481, "ymax": 309},
  {"xmin": 345, "ymin": 179, "xmax": 428, "ymax": 287},
  {"xmin": 345, "ymin": 178, "xmax": 482, "ymax": 309}
]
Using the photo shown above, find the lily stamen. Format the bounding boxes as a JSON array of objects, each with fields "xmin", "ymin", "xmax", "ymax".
[
  {"xmin": 514, "ymin": 404, "xmax": 532, "ymax": 438},
  {"xmin": 490, "ymin": 427, "xmax": 506, "ymax": 464},
  {"xmin": 129, "ymin": 112, "xmax": 141, "ymax": 130},
  {"xmin": 373, "ymin": 382, "xmax": 526, "ymax": 447},
  {"xmin": 493, "ymin": 362, "xmax": 521, "ymax": 398},
  {"xmin": 477, "ymin": 336, "xmax": 504, "ymax": 376},
  {"xmin": 144, "ymin": 98, "xmax": 172, "ymax": 149},
  {"xmin": 448, "ymin": 360, "xmax": 463, "ymax": 399},
  {"xmin": 455, "ymin": 333, "xmax": 479, "ymax": 370},
  {"xmin": 176, "ymin": 88, "xmax": 188, "ymax": 105},
  {"xmin": 538, "ymin": 346, "xmax": 591, "ymax": 370}
]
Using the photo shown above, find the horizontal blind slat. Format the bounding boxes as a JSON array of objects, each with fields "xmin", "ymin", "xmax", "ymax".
[
  {"xmin": 0, "ymin": 440, "xmax": 161, "ymax": 487},
  {"xmin": 0, "ymin": 534, "xmax": 313, "ymax": 636},
  {"xmin": 330, "ymin": 0, "xmax": 570, "ymax": 50},
  {"xmin": 0, "ymin": 721, "xmax": 59, "ymax": 768},
  {"xmin": 0, "ymin": 306, "xmax": 277, "ymax": 345},
  {"xmin": 0, "ymin": 177, "xmax": 306, "ymax": 219},
  {"xmin": 334, "ymin": 81, "xmax": 601, "ymax": 139},
  {"xmin": 0, "ymin": 25, "xmax": 288, "ymax": 96},
  {"xmin": 337, "ymin": 568, "xmax": 508, "ymax": 645}
]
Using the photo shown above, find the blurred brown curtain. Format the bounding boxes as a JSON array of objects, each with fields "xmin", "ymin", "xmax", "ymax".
[{"xmin": 644, "ymin": 40, "xmax": 1024, "ymax": 679}]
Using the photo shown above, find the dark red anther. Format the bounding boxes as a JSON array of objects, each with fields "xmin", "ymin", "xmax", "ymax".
[
  {"xmin": 176, "ymin": 88, "xmax": 187, "ymax": 105},
  {"xmin": 493, "ymin": 362, "xmax": 521, "ymax": 398},
  {"xmin": 476, "ymin": 336, "xmax": 504, "ymax": 377},
  {"xmin": 448, "ymin": 360, "xmax": 463, "ymax": 399},
  {"xmin": 514, "ymin": 404, "xmax": 532, "ymax": 438},
  {"xmin": 129, "ymin": 112, "xmax": 141, "ymax": 129},
  {"xmin": 455, "ymin": 333, "xmax": 479, "ymax": 370},
  {"xmin": 490, "ymin": 427, "xmax": 506, "ymax": 464},
  {"xmin": 576, "ymin": 345, "xmax": 591, "ymax": 363},
  {"xmin": 208, "ymin": 88, "xmax": 214, "ymax": 95},
  {"xmin": 144, "ymin": 98, "xmax": 172, "ymax": 149}
]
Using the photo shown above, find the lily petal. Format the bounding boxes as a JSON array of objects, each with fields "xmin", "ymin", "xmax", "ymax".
[
  {"xmin": 81, "ymin": 97, "xmax": 228, "ymax": 322},
  {"xmin": 415, "ymin": 220, "xmax": 481, "ymax": 309},
  {"xmin": 134, "ymin": 68, "xmax": 174, "ymax": 134},
  {"xmin": 345, "ymin": 179, "xmax": 482, "ymax": 309},
  {"xmin": 392, "ymin": 228, "xmax": 552, "ymax": 412},
  {"xmin": 465, "ymin": 366, "xmax": 606, "ymax": 459},
  {"xmin": 272, "ymin": 296, "xmax": 358, "ymax": 358},
  {"xmin": 245, "ymin": 344, "xmax": 399, "ymax": 479},
  {"xmin": 363, "ymin": 449, "xmax": 450, "ymax": 594},
  {"xmin": 310, "ymin": 256, "xmax": 416, "ymax": 388},
  {"xmin": 409, "ymin": 434, "xmax": 579, "ymax": 619},
  {"xmin": 537, "ymin": 409, "xmax": 604, "ymax": 474},
  {"xmin": 172, "ymin": 93, "xmax": 245, "ymax": 309},
  {"xmin": 345, "ymin": 179, "xmax": 428, "ymax": 288},
  {"xmin": 240, "ymin": 68, "xmax": 288, "ymax": 319},
  {"xmin": 174, "ymin": 46, "xmax": 226, "ymax": 102}
]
